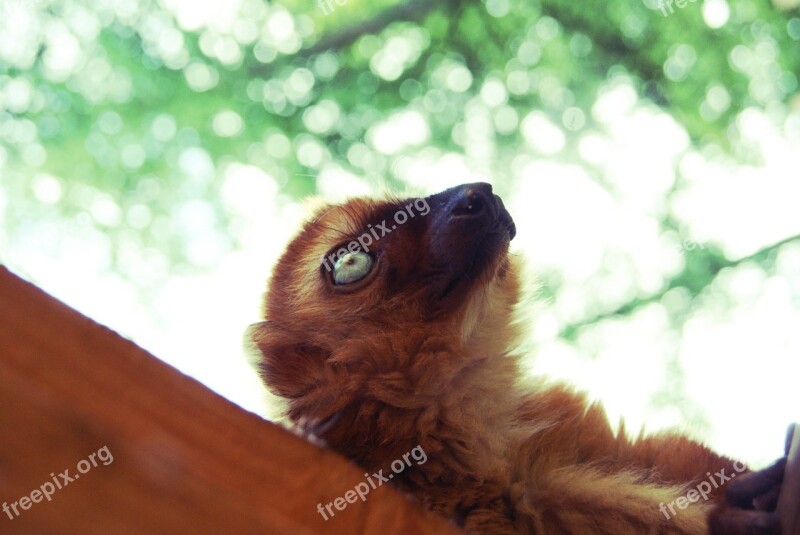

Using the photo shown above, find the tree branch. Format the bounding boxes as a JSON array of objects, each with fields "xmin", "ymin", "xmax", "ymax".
[
  {"xmin": 249, "ymin": 0, "xmax": 450, "ymax": 77},
  {"xmin": 306, "ymin": 0, "xmax": 446, "ymax": 55},
  {"xmin": 559, "ymin": 233, "xmax": 800, "ymax": 339}
]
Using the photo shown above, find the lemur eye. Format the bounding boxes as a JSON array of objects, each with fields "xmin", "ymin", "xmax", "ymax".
[{"xmin": 333, "ymin": 252, "xmax": 374, "ymax": 285}]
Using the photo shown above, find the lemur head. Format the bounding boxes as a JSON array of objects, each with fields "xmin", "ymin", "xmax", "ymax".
[{"xmin": 248, "ymin": 183, "xmax": 521, "ymax": 440}]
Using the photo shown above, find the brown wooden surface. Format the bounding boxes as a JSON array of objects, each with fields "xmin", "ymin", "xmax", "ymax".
[
  {"xmin": 0, "ymin": 266, "xmax": 464, "ymax": 535},
  {"xmin": 779, "ymin": 424, "xmax": 800, "ymax": 535}
]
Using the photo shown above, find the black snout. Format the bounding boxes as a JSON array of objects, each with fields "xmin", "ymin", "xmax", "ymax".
[{"xmin": 423, "ymin": 182, "xmax": 517, "ymax": 303}]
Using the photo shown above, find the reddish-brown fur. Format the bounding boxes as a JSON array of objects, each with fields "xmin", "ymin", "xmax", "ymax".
[{"xmin": 248, "ymin": 186, "xmax": 785, "ymax": 534}]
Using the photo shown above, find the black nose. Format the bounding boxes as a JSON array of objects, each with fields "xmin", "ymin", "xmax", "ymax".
[
  {"xmin": 449, "ymin": 183, "xmax": 495, "ymax": 219},
  {"xmin": 424, "ymin": 181, "xmax": 515, "ymax": 241}
]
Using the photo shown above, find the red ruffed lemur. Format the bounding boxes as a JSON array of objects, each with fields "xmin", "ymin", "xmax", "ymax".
[{"xmin": 248, "ymin": 182, "xmax": 794, "ymax": 534}]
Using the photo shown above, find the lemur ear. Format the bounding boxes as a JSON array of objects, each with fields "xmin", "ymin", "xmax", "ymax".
[
  {"xmin": 245, "ymin": 320, "xmax": 325, "ymax": 399},
  {"xmin": 243, "ymin": 321, "xmax": 271, "ymax": 370},
  {"xmin": 244, "ymin": 321, "xmax": 354, "ymax": 431}
]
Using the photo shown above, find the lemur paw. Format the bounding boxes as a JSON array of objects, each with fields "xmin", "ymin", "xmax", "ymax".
[{"xmin": 708, "ymin": 425, "xmax": 795, "ymax": 535}]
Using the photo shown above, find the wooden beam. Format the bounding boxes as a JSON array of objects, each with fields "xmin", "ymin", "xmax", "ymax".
[{"xmin": 0, "ymin": 266, "xmax": 463, "ymax": 535}]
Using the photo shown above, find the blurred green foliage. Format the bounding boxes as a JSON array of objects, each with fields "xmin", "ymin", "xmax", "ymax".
[{"xmin": 1, "ymin": 0, "xmax": 799, "ymax": 320}]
